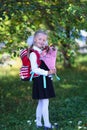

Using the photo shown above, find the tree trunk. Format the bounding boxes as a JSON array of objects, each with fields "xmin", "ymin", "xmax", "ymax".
[{"xmin": 62, "ymin": 25, "xmax": 71, "ymax": 68}]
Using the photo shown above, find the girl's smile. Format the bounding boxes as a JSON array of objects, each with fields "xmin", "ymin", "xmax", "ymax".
[{"xmin": 34, "ymin": 33, "xmax": 47, "ymax": 49}]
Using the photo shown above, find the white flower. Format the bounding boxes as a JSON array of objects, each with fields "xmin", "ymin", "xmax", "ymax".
[
  {"xmin": 27, "ymin": 36, "xmax": 34, "ymax": 46},
  {"xmin": 69, "ymin": 121, "xmax": 72, "ymax": 124},
  {"xmin": 27, "ymin": 120, "xmax": 32, "ymax": 125},
  {"xmin": 78, "ymin": 121, "xmax": 82, "ymax": 125},
  {"xmin": 78, "ymin": 126, "xmax": 82, "ymax": 129},
  {"xmin": 83, "ymin": 126, "xmax": 87, "ymax": 129},
  {"xmin": 34, "ymin": 119, "xmax": 37, "ymax": 123},
  {"xmin": 54, "ymin": 122, "xmax": 58, "ymax": 125}
]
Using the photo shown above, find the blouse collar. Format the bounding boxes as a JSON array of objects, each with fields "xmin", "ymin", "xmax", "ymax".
[{"xmin": 33, "ymin": 45, "xmax": 42, "ymax": 54}]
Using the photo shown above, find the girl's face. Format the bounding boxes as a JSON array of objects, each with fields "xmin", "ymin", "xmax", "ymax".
[{"xmin": 34, "ymin": 33, "xmax": 47, "ymax": 49}]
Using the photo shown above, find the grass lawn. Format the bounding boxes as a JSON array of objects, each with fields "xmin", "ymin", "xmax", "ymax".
[{"xmin": 0, "ymin": 54, "xmax": 87, "ymax": 130}]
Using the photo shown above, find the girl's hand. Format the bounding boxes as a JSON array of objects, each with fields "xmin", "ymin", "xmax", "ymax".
[{"xmin": 48, "ymin": 69, "xmax": 56, "ymax": 75}]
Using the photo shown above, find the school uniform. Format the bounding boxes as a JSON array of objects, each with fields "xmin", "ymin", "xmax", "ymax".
[{"xmin": 29, "ymin": 46, "xmax": 55, "ymax": 100}]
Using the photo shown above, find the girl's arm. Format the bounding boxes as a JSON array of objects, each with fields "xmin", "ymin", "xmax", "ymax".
[
  {"xmin": 30, "ymin": 52, "xmax": 56, "ymax": 76},
  {"xmin": 29, "ymin": 52, "xmax": 48, "ymax": 76}
]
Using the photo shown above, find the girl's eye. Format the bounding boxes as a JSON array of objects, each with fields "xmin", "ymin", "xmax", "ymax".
[
  {"xmin": 38, "ymin": 38, "xmax": 46, "ymax": 42},
  {"xmin": 43, "ymin": 40, "xmax": 46, "ymax": 43}
]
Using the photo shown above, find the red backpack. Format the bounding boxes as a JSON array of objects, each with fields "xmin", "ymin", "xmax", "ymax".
[{"xmin": 19, "ymin": 48, "xmax": 41, "ymax": 81}]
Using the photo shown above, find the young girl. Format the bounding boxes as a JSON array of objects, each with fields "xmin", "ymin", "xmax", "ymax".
[{"xmin": 28, "ymin": 30, "xmax": 56, "ymax": 130}]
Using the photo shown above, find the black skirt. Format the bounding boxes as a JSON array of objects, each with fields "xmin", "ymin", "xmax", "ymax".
[{"xmin": 32, "ymin": 60, "xmax": 56, "ymax": 99}]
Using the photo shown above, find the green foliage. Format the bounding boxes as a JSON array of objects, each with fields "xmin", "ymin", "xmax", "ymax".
[{"xmin": 0, "ymin": 0, "xmax": 87, "ymax": 66}]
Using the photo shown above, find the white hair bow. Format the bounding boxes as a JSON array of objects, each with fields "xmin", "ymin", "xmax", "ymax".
[{"xmin": 27, "ymin": 36, "xmax": 34, "ymax": 46}]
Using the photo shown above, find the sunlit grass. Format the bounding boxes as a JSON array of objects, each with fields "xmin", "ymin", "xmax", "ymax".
[{"xmin": 0, "ymin": 54, "xmax": 87, "ymax": 130}]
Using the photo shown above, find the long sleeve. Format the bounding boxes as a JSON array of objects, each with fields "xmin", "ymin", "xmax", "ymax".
[{"xmin": 29, "ymin": 52, "xmax": 48, "ymax": 76}]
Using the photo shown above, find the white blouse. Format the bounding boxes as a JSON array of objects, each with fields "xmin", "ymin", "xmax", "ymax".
[{"xmin": 29, "ymin": 46, "xmax": 48, "ymax": 76}]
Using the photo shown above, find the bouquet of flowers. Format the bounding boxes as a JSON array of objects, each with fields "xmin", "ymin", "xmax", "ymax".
[{"xmin": 40, "ymin": 45, "xmax": 57, "ymax": 70}]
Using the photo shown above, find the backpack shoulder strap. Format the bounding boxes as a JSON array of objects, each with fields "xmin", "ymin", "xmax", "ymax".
[
  {"xmin": 30, "ymin": 49, "xmax": 41, "ymax": 66},
  {"xmin": 20, "ymin": 48, "xmax": 28, "ymax": 58}
]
